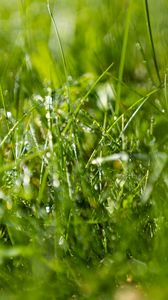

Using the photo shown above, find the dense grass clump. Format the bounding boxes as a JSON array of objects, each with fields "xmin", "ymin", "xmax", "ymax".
[{"xmin": 0, "ymin": 0, "xmax": 168, "ymax": 299}]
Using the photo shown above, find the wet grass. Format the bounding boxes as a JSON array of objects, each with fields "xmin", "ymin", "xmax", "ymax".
[{"xmin": 0, "ymin": 0, "xmax": 168, "ymax": 299}]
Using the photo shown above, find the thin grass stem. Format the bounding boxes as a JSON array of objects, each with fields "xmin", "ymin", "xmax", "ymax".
[
  {"xmin": 47, "ymin": 0, "xmax": 71, "ymax": 111},
  {"xmin": 62, "ymin": 62, "xmax": 114, "ymax": 135},
  {"xmin": 116, "ymin": 1, "xmax": 132, "ymax": 115},
  {"xmin": 144, "ymin": 0, "xmax": 161, "ymax": 85}
]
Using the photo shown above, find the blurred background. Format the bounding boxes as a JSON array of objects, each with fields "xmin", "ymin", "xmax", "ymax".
[{"xmin": 0, "ymin": 0, "xmax": 168, "ymax": 95}]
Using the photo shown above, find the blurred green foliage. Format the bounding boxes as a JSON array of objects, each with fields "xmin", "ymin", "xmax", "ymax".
[{"xmin": 0, "ymin": 0, "xmax": 168, "ymax": 299}]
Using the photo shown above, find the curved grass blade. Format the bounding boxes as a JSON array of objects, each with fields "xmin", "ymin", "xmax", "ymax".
[
  {"xmin": 47, "ymin": 0, "xmax": 68, "ymax": 80},
  {"xmin": 47, "ymin": 0, "xmax": 71, "ymax": 111},
  {"xmin": 85, "ymin": 88, "xmax": 159, "ymax": 168},
  {"xmin": 144, "ymin": 0, "xmax": 161, "ymax": 85},
  {"xmin": 62, "ymin": 62, "xmax": 114, "ymax": 135},
  {"xmin": 0, "ymin": 106, "xmax": 36, "ymax": 149},
  {"xmin": 116, "ymin": 1, "xmax": 133, "ymax": 115}
]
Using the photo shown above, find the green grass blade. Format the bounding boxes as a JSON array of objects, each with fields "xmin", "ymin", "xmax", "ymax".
[
  {"xmin": 0, "ymin": 106, "xmax": 35, "ymax": 148},
  {"xmin": 144, "ymin": 0, "xmax": 161, "ymax": 85},
  {"xmin": 116, "ymin": 1, "xmax": 133, "ymax": 115},
  {"xmin": 85, "ymin": 88, "xmax": 159, "ymax": 168},
  {"xmin": 47, "ymin": 0, "xmax": 68, "ymax": 80},
  {"xmin": 62, "ymin": 62, "xmax": 114, "ymax": 135}
]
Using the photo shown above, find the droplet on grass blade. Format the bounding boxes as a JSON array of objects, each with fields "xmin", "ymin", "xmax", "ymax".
[
  {"xmin": 52, "ymin": 174, "xmax": 60, "ymax": 188},
  {"xmin": 45, "ymin": 95, "xmax": 53, "ymax": 108},
  {"xmin": 46, "ymin": 206, "xmax": 50, "ymax": 213},
  {"xmin": 6, "ymin": 111, "xmax": 12, "ymax": 119},
  {"xmin": 33, "ymin": 94, "xmax": 44, "ymax": 103},
  {"xmin": 97, "ymin": 82, "xmax": 115, "ymax": 111},
  {"xmin": 58, "ymin": 236, "xmax": 65, "ymax": 246}
]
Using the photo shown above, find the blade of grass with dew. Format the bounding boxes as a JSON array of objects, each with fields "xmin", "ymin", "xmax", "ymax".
[
  {"xmin": 121, "ymin": 96, "xmax": 149, "ymax": 134},
  {"xmin": 85, "ymin": 87, "xmax": 159, "ymax": 168},
  {"xmin": 38, "ymin": 166, "xmax": 49, "ymax": 204},
  {"xmin": 0, "ymin": 148, "xmax": 48, "ymax": 175},
  {"xmin": 135, "ymin": 38, "xmax": 155, "ymax": 85},
  {"xmin": 62, "ymin": 62, "xmax": 114, "ymax": 135},
  {"xmin": 0, "ymin": 105, "xmax": 36, "ymax": 148},
  {"xmin": 0, "ymin": 85, "xmax": 10, "ymax": 132},
  {"xmin": 107, "ymin": 88, "xmax": 159, "ymax": 134},
  {"xmin": 0, "ymin": 85, "xmax": 15, "ymax": 159}
]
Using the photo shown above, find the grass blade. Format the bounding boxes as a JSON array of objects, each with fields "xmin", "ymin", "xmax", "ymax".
[
  {"xmin": 116, "ymin": 1, "xmax": 133, "ymax": 115},
  {"xmin": 62, "ymin": 62, "xmax": 114, "ymax": 135},
  {"xmin": 144, "ymin": 0, "xmax": 161, "ymax": 85}
]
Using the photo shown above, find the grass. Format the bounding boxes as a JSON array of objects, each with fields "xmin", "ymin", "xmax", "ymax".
[{"xmin": 0, "ymin": 0, "xmax": 168, "ymax": 299}]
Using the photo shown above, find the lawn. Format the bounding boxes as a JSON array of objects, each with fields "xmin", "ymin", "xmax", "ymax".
[{"xmin": 0, "ymin": 0, "xmax": 168, "ymax": 299}]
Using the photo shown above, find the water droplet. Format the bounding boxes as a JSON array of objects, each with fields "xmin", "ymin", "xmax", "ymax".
[
  {"xmin": 59, "ymin": 236, "xmax": 65, "ymax": 246},
  {"xmin": 46, "ymin": 206, "xmax": 50, "ymax": 213}
]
